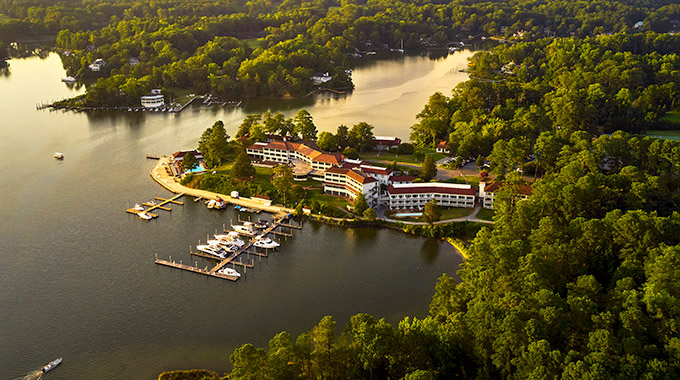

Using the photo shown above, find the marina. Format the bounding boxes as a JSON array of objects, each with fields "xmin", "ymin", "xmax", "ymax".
[{"xmin": 155, "ymin": 218, "xmax": 299, "ymax": 281}]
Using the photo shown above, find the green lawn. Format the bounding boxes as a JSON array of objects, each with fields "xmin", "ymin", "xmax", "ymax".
[
  {"xmin": 394, "ymin": 207, "xmax": 474, "ymax": 222},
  {"xmin": 441, "ymin": 176, "xmax": 481, "ymax": 187},
  {"xmin": 476, "ymin": 208, "xmax": 495, "ymax": 221},
  {"xmin": 295, "ymin": 178, "xmax": 323, "ymax": 188},
  {"xmin": 209, "ymin": 164, "xmax": 272, "ymax": 184},
  {"xmin": 661, "ymin": 111, "xmax": 680, "ymax": 125},
  {"xmin": 242, "ymin": 38, "xmax": 263, "ymax": 49},
  {"xmin": 305, "ymin": 189, "xmax": 351, "ymax": 209},
  {"xmin": 166, "ymin": 87, "xmax": 198, "ymax": 106},
  {"xmin": 359, "ymin": 147, "xmax": 447, "ymax": 165},
  {"xmin": 646, "ymin": 129, "xmax": 680, "ymax": 141}
]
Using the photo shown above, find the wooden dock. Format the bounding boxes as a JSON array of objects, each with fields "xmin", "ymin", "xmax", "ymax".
[
  {"xmin": 156, "ymin": 218, "xmax": 296, "ymax": 281},
  {"xmin": 126, "ymin": 193, "xmax": 184, "ymax": 219},
  {"xmin": 155, "ymin": 259, "xmax": 240, "ymax": 281}
]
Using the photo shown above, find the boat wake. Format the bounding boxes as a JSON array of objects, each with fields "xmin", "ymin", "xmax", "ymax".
[{"xmin": 12, "ymin": 370, "xmax": 45, "ymax": 380}]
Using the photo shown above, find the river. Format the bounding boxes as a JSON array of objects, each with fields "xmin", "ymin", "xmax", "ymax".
[{"xmin": 0, "ymin": 50, "xmax": 471, "ymax": 379}]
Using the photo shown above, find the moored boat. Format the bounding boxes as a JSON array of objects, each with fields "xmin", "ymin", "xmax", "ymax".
[
  {"xmin": 232, "ymin": 222, "xmax": 255, "ymax": 236},
  {"xmin": 254, "ymin": 219, "xmax": 270, "ymax": 229},
  {"xmin": 61, "ymin": 76, "xmax": 76, "ymax": 83},
  {"xmin": 137, "ymin": 212, "xmax": 152, "ymax": 220},
  {"xmin": 215, "ymin": 231, "xmax": 245, "ymax": 247},
  {"xmin": 218, "ymin": 267, "xmax": 241, "ymax": 277},
  {"xmin": 253, "ymin": 235, "xmax": 280, "ymax": 249},
  {"xmin": 54, "ymin": 152, "xmax": 64, "ymax": 159},
  {"xmin": 133, "ymin": 203, "xmax": 144, "ymax": 211},
  {"xmin": 42, "ymin": 357, "xmax": 62, "ymax": 373},
  {"xmin": 197, "ymin": 244, "xmax": 226, "ymax": 258}
]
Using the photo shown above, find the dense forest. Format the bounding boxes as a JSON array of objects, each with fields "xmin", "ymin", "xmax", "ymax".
[
  {"xmin": 2, "ymin": 0, "xmax": 680, "ymax": 104},
  {"xmin": 410, "ymin": 33, "xmax": 680, "ymax": 171},
  {"xmin": 209, "ymin": 129, "xmax": 680, "ymax": 379}
]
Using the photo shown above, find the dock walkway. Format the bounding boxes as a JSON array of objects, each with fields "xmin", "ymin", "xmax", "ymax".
[
  {"xmin": 126, "ymin": 193, "xmax": 184, "ymax": 218},
  {"xmin": 156, "ymin": 219, "xmax": 296, "ymax": 281}
]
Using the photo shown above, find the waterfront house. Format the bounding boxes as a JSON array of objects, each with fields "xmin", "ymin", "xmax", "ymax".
[
  {"xmin": 88, "ymin": 58, "xmax": 107, "ymax": 71},
  {"xmin": 311, "ymin": 72, "xmax": 332, "ymax": 85},
  {"xmin": 387, "ymin": 183, "xmax": 476, "ymax": 210},
  {"xmin": 435, "ymin": 140, "xmax": 450, "ymax": 153},
  {"xmin": 479, "ymin": 181, "xmax": 532, "ymax": 209},
  {"xmin": 141, "ymin": 89, "xmax": 165, "ymax": 108},
  {"xmin": 373, "ymin": 136, "xmax": 401, "ymax": 151},
  {"xmin": 171, "ymin": 149, "xmax": 203, "ymax": 162}
]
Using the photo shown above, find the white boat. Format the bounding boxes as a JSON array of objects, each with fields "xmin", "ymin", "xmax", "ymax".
[
  {"xmin": 133, "ymin": 203, "xmax": 145, "ymax": 211},
  {"xmin": 197, "ymin": 244, "xmax": 226, "ymax": 258},
  {"xmin": 218, "ymin": 267, "xmax": 241, "ymax": 277},
  {"xmin": 54, "ymin": 152, "xmax": 64, "ymax": 159},
  {"xmin": 137, "ymin": 212, "xmax": 152, "ymax": 220},
  {"xmin": 42, "ymin": 357, "xmax": 63, "ymax": 373},
  {"xmin": 253, "ymin": 235, "xmax": 280, "ymax": 249},
  {"xmin": 214, "ymin": 231, "xmax": 245, "ymax": 247},
  {"xmin": 61, "ymin": 76, "xmax": 76, "ymax": 83},
  {"xmin": 232, "ymin": 222, "xmax": 255, "ymax": 236}
]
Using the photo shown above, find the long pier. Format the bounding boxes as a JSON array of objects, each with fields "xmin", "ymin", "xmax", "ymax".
[{"xmin": 155, "ymin": 218, "xmax": 301, "ymax": 281}]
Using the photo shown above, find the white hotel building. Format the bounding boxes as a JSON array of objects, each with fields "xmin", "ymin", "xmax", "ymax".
[
  {"xmin": 246, "ymin": 141, "xmax": 344, "ymax": 172},
  {"xmin": 387, "ymin": 183, "xmax": 476, "ymax": 210},
  {"xmin": 323, "ymin": 167, "xmax": 379, "ymax": 206}
]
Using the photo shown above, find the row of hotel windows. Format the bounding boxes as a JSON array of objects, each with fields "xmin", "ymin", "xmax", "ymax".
[{"xmin": 390, "ymin": 193, "xmax": 473, "ymax": 199}]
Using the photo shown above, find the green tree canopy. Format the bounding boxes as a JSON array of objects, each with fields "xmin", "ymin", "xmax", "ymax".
[{"xmin": 232, "ymin": 150, "xmax": 255, "ymax": 180}]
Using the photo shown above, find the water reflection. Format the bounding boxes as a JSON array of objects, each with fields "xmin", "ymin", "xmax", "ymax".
[
  {"xmin": 420, "ymin": 238, "xmax": 441, "ymax": 264},
  {"xmin": 0, "ymin": 64, "xmax": 10, "ymax": 77}
]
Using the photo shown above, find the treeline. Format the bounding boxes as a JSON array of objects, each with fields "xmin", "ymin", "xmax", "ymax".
[
  {"xmin": 411, "ymin": 33, "xmax": 680, "ymax": 171},
  {"xmin": 221, "ymin": 130, "xmax": 680, "ymax": 379},
  {"xmin": 3, "ymin": 0, "xmax": 680, "ymax": 103}
]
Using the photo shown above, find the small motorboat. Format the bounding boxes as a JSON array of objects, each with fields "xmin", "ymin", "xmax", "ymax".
[
  {"xmin": 54, "ymin": 152, "xmax": 64, "ymax": 159},
  {"xmin": 254, "ymin": 220, "xmax": 270, "ymax": 229},
  {"xmin": 253, "ymin": 235, "xmax": 280, "ymax": 249},
  {"xmin": 133, "ymin": 203, "xmax": 145, "ymax": 211},
  {"xmin": 42, "ymin": 357, "xmax": 63, "ymax": 373},
  {"xmin": 218, "ymin": 267, "xmax": 241, "ymax": 277},
  {"xmin": 61, "ymin": 76, "xmax": 76, "ymax": 83},
  {"xmin": 137, "ymin": 212, "xmax": 152, "ymax": 220}
]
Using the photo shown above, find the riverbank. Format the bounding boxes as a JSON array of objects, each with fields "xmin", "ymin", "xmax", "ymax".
[{"xmin": 150, "ymin": 156, "xmax": 294, "ymax": 216}]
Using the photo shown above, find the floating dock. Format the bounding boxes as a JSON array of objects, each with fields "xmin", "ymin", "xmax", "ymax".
[{"xmin": 126, "ymin": 193, "xmax": 184, "ymax": 219}]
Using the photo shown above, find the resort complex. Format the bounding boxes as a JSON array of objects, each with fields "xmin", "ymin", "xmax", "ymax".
[{"xmin": 244, "ymin": 136, "xmax": 531, "ymax": 210}]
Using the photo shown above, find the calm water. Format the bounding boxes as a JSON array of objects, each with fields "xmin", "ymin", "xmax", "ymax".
[{"xmin": 0, "ymin": 51, "xmax": 470, "ymax": 379}]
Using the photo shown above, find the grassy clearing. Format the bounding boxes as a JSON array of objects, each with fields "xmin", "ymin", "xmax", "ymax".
[
  {"xmin": 393, "ymin": 207, "xmax": 474, "ymax": 222},
  {"xmin": 646, "ymin": 129, "xmax": 680, "ymax": 141},
  {"xmin": 359, "ymin": 148, "xmax": 447, "ymax": 165},
  {"xmin": 661, "ymin": 111, "xmax": 680, "ymax": 124},
  {"xmin": 476, "ymin": 208, "xmax": 495, "ymax": 221},
  {"xmin": 242, "ymin": 38, "xmax": 263, "ymax": 49},
  {"xmin": 305, "ymin": 189, "xmax": 351, "ymax": 209},
  {"xmin": 167, "ymin": 87, "xmax": 198, "ymax": 106},
  {"xmin": 295, "ymin": 179, "xmax": 323, "ymax": 188}
]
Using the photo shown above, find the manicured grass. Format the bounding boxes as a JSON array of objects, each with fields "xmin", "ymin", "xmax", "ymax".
[
  {"xmin": 441, "ymin": 176, "xmax": 481, "ymax": 187},
  {"xmin": 646, "ymin": 129, "xmax": 680, "ymax": 141},
  {"xmin": 295, "ymin": 179, "xmax": 323, "ymax": 188},
  {"xmin": 208, "ymin": 164, "xmax": 272, "ymax": 184},
  {"xmin": 359, "ymin": 148, "xmax": 446, "ymax": 165},
  {"xmin": 166, "ymin": 87, "xmax": 198, "ymax": 106},
  {"xmin": 476, "ymin": 208, "xmax": 495, "ymax": 221},
  {"xmin": 305, "ymin": 189, "xmax": 351, "ymax": 209},
  {"xmin": 242, "ymin": 38, "xmax": 263, "ymax": 49},
  {"xmin": 661, "ymin": 111, "xmax": 680, "ymax": 124},
  {"xmin": 399, "ymin": 207, "xmax": 474, "ymax": 223}
]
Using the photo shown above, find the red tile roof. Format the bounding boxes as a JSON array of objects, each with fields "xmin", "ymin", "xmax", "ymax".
[
  {"xmin": 347, "ymin": 170, "xmax": 377, "ymax": 184},
  {"xmin": 359, "ymin": 165, "xmax": 392, "ymax": 175},
  {"xmin": 436, "ymin": 140, "xmax": 448, "ymax": 148},
  {"xmin": 390, "ymin": 175, "xmax": 416, "ymax": 183},
  {"xmin": 483, "ymin": 182, "xmax": 533, "ymax": 196},
  {"xmin": 387, "ymin": 184, "xmax": 477, "ymax": 196}
]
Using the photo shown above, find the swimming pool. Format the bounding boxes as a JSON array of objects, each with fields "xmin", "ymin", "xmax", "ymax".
[
  {"xmin": 186, "ymin": 165, "xmax": 205, "ymax": 173},
  {"xmin": 394, "ymin": 212, "xmax": 423, "ymax": 217}
]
